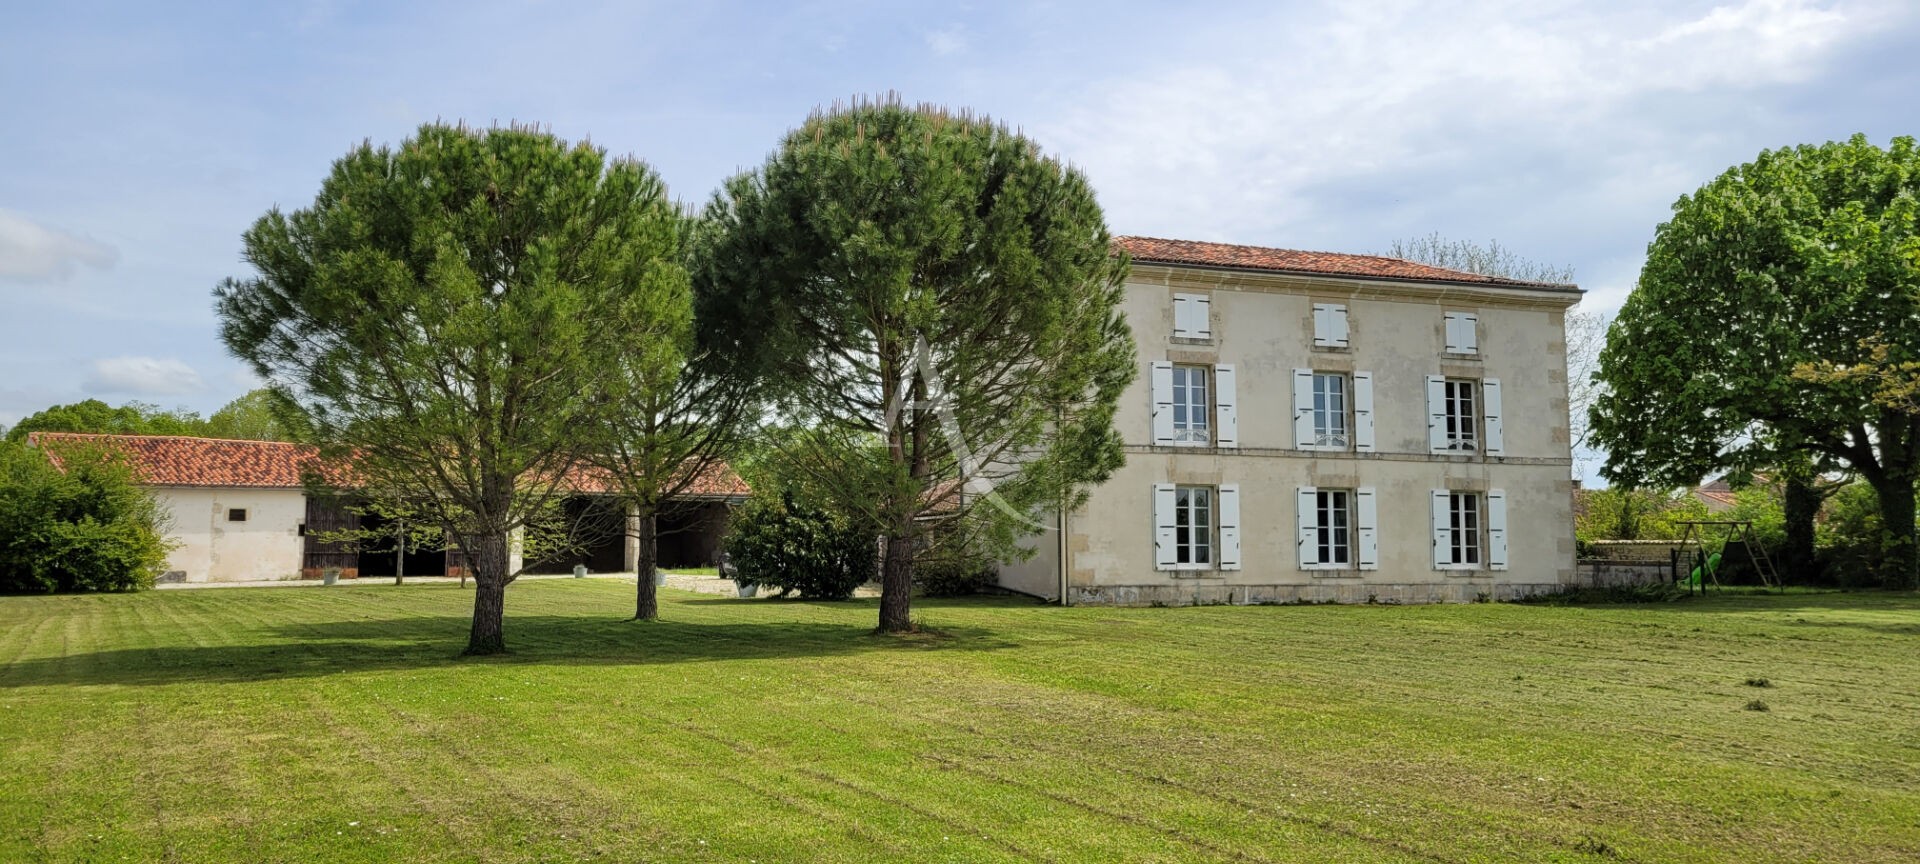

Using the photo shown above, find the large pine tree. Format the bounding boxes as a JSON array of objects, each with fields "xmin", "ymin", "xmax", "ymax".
[
  {"xmin": 217, "ymin": 123, "xmax": 690, "ymax": 652},
  {"xmin": 697, "ymin": 98, "xmax": 1136, "ymax": 632}
]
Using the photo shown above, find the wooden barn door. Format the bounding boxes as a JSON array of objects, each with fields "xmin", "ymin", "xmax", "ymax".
[{"xmin": 301, "ymin": 496, "xmax": 361, "ymax": 577}]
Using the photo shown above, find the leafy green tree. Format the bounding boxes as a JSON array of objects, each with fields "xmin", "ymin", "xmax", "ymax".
[
  {"xmin": 700, "ymin": 98, "xmax": 1136, "ymax": 632},
  {"xmin": 1574, "ymin": 486, "xmax": 1707, "ymax": 542},
  {"xmin": 203, "ymin": 389, "xmax": 293, "ymax": 441},
  {"xmin": 216, "ymin": 123, "xmax": 689, "ymax": 653},
  {"xmin": 1592, "ymin": 135, "xmax": 1920, "ymax": 589},
  {"xmin": 582, "ymin": 213, "xmax": 760, "ymax": 621},
  {"xmin": 0, "ymin": 437, "xmax": 174, "ymax": 592},
  {"xmin": 6, "ymin": 399, "xmax": 204, "ymax": 442}
]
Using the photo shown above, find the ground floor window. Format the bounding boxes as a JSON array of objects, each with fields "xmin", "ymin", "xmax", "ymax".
[
  {"xmin": 1447, "ymin": 492, "xmax": 1481, "ymax": 567},
  {"xmin": 1175, "ymin": 485, "xmax": 1212, "ymax": 566},
  {"xmin": 1315, "ymin": 489, "xmax": 1352, "ymax": 566}
]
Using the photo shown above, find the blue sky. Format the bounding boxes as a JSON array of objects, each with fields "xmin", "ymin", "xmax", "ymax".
[{"xmin": 3, "ymin": 0, "xmax": 1917, "ymax": 480}]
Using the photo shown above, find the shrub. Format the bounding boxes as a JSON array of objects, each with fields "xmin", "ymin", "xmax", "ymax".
[
  {"xmin": 0, "ymin": 439, "xmax": 173, "ymax": 592},
  {"xmin": 1510, "ymin": 583, "xmax": 1690, "ymax": 605},
  {"xmin": 1816, "ymin": 482, "xmax": 1911, "ymax": 588},
  {"xmin": 913, "ymin": 551, "xmax": 996, "ymax": 597},
  {"xmin": 725, "ymin": 490, "xmax": 874, "ymax": 600}
]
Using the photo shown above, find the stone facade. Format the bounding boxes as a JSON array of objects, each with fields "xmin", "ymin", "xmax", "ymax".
[{"xmin": 998, "ymin": 247, "xmax": 1583, "ymax": 605}]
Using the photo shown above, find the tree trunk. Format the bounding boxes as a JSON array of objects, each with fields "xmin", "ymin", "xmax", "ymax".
[
  {"xmin": 1874, "ymin": 474, "xmax": 1919, "ymax": 590},
  {"xmin": 394, "ymin": 521, "xmax": 406, "ymax": 586},
  {"xmin": 1781, "ymin": 469, "xmax": 1820, "ymax": 584},
  {"xmin": 633, "ymin": 510, "xmax": 659, "ymax": 621},
  {"xmin": 465, "ymin": 530, "xmax": 511, "ymax": 655},
  {"xmin": 878, "ymin": 526, "xmax": 914, "ymax": 633}
]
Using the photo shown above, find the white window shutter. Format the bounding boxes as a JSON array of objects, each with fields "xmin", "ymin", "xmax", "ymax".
[
  {"xmin": 1356, "ymin": 486, "xmax": 1379, "ymax": 570},
  {"xmin": 1173, "ymin": 293, "xmax": 1210, "ymax": 339},
  {"xmin": 1218, "ymin": 484, "xmax": 1242, "ymax": 570},
  {"xmin": 1426, "ymin": 375, "xmax": 1448, "ymax": 452},
  {"xmin": 1154, "ymin": 484, "xmax": 1177, "ymax": 571},
  {"xmin": 1445, "ymin": 312, "xmax": 1478, "ymax": 354},
  {"xmin": 1487, "ymin": 489, "xmax": 1509, "ymax": 571},
  {"xmin": 1293, "ymin": 368, "xmax": 1314, "ymax": 449},
  {"xmin": 1482, "ymin": 377, "xmax": 1504, "ymax": 456},
  {"xmin": 1150, "ymin": 361, "xmax": 1175, "ymax": 445},
  {"xmin": 1313, "ymin": 303, "xmax": 1349, "ymax": 347},
  {"xmin": 1430, "ymin": 489, "xmax": 1451, "ymax": 569},
  {"xmin": 1214, "ymin": 364, "xmax": 1238, "ymax": 448},
  {"xmin": 1353, "ymin": 371, "xmax": 1375, "ymax": 453},
  {"xmin": 1297, "ymin": 486, "xmax": 1319, "ymax": 569}
]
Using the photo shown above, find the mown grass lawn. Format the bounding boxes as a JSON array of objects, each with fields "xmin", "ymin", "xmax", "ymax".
[{"xmin": 1, "ymin": 583, "xmax": 1917, "ymax": 863}]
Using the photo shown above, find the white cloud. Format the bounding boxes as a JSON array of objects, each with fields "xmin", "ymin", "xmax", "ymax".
[
  {"xmin": 1031, "ymin": 0, "xmax": 1907, "ymax": 314},
  {"xmin": 0, "ymin": 209, "xmax": 118, "ymax": 283},
  {"xmin": 926, "ymin": 25, "xmax": 968, "ymax": 57},
  {"xmin": 83, "ymin": 356, "xmax": 205, "ymax": 397}
]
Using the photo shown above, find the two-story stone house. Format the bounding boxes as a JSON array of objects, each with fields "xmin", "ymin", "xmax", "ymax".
[{"xmin": 997, "ymin": 236, "xmax": 1583, "ymax": 605}]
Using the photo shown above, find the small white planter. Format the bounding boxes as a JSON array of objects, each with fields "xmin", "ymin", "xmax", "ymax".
[
  {"xmin": 736, "ymin": 583, "xmax": 759, "ymax": 598},
  {"xmin": 653, "ymin": 568, "xmax": 667, "ymax": 587}
]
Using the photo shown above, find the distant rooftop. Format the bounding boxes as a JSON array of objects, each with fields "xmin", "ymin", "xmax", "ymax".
[
  {"xmin": 27, "ymin": 433, "xmax": 751, "ymax": 499},
  {"xmin": 1114, "ymin": 236, "xmax": 1580, "ymax": 291}
]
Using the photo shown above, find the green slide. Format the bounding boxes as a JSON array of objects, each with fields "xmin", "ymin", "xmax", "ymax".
[{"xmin": 1686, "ymin": 551, "xmax": 1722, "ymax": 587}]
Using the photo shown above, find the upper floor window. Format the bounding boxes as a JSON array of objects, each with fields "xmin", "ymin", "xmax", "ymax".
[
  {"xmin": 1312, "ymin": 373, "xmax": 1349, "ymax": 448},
  {"xmin": 1171, "ymin": 364, "xmax": 1211, "ymax": 444},
  {"xmin": 227, "ymin": 508, "xmax": 249, "ymax": 522},
  {"xmin": 1173, "ymin": 293, "xmax": 1211, "ymax": 339},
  {"xmin": 1425, "ymin": 376, "xmax": 1503, "ymax": 455},
  {"xmin": 1444, "ymin": 312, "xmax": 1479, "ymax": 354},
  {"xmin": 1444, "ymin": 379, "xmax": 1478, "ymax": 450},
  {"xmin": 1313, "ymin": 303, "xmax": 1350, "ymax": 348},
  {"xmin": 1293, "ymin": 369, "xmax": 1373, "ymax": 452},
  {"xmin": 1152, "ymin": 361, "xmax": 1237, "ymax": 448}
]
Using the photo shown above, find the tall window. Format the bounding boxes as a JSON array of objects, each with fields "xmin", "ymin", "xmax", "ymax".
[
  {"xmin": 1175, "ymin": 485, "xmax": 1213, "ymax": 565},
  {"xmin": 1171, "ymin": 365, "xmax": 1210, "ymax": 444},
  {"xmin": 1315, "ymin": 489, "xmax": 1352, "ymax": 566},
  {"xmin": 1443, "ymin": 379, "xmax": 1478, "ymax": 451},
  {"xmin": 1447, "ymin": 492, "xmax": 1481, "ymax": 566},
  {"xmin": 1313, "ymin": 372, "xmax": 1349, "ymax": 448}
]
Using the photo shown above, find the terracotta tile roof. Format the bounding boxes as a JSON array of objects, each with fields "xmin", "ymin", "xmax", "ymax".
[
  {"xmin": 29, "ymin": 433, "xmax": 338, "ymax": 488},
  {"xmin": 1692, "ymin": 478, "xmax": 1738, "ymax": 509},
  {"xmin": 1114, "ymin": 236, "xmax": 1579, "ymax": 290},
  {"xmin": 28, "ymin": 433, "xmax": 751, "ymax": 499},
  {"xmin": 561, "ymin": 460, "xmax": 753, "ymax": 500}
]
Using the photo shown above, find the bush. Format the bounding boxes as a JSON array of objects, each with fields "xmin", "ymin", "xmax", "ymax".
[
  {"xmin": 0, "ymin": 439, "xmax": 173, "ymax": 592},
  {"xmin": 913, "ymin": 551, "xmax": 996, "ymax": 597},
  {"xmin": 725, "ymin": 490, "xmax": 874, "ymax": 600},
  {"xmin": 1816, "ymin": 482, "xmax": 1911, "ymax": 588},
  {"xmin": 1510, "ymin": 583, "xmax": 1691, "ymax": 605}
]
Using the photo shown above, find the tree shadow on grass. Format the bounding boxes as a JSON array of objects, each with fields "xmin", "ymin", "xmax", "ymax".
[{"xmin": 0, "ymin": 614, "xmax": 1017, "ymax": 689}]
